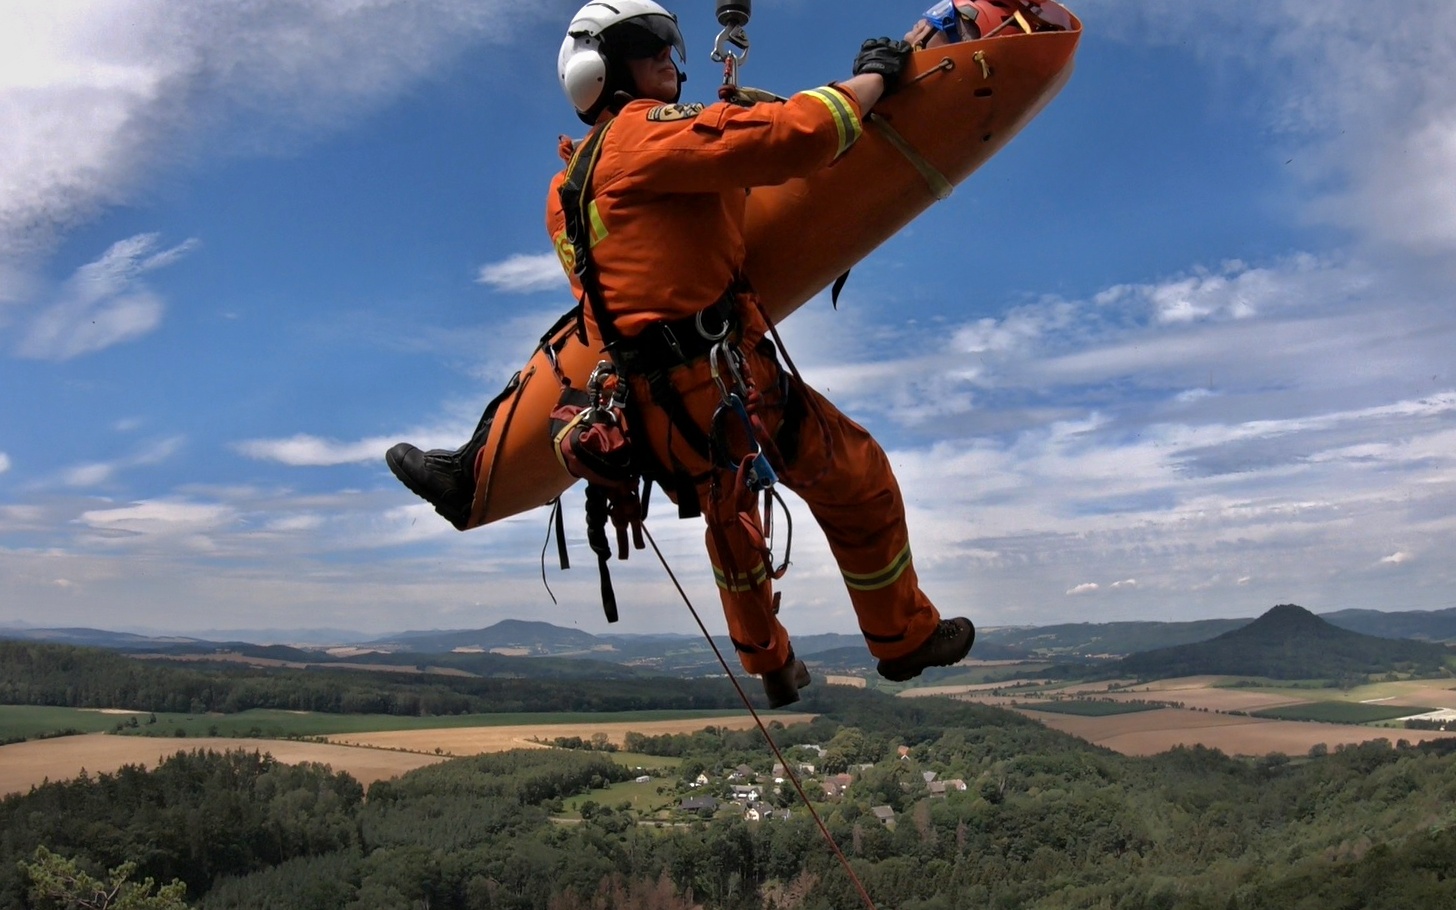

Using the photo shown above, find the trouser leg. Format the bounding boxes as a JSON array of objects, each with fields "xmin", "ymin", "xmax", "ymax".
[
  {"xmin": 702, "ymin": 486, "xmax": 792, "ymax": 676},
  {"xmin": 780, "ymin": 382, "xmax": 942, "ymax": 661}
]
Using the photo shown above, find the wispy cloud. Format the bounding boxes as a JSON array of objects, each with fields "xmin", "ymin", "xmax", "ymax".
[
  {"xmin": 78, "ymin": 499, "xmax": 236, "ymax": 551},
  {"xmin": 0, "ymin": 452, "xmax": 9, "ymax": 474},
  {"xmin": 1087, "ymin": 0, "xmax": 1456, "ymax": 259},
  {"xmin": 476, "ymin": 253, "xmax": 567, "ymax": 293},
  {"xmin": 0, "ymin": 0, "xmax": 530, "ymax": 264},
  {"xmin": 17, "ymin": 234, "xmax": 196, "ymax": 360},
  {"xmin": 769, "ymin": 247, "xmax": 1456, "ymax": 621},
  {"xmin": 234, "ymin": 434, "xmax": 404, "ymax": 467},
  {"xmin": 60, "ymin": 435, "xmax": 185, "ymax": 488}
]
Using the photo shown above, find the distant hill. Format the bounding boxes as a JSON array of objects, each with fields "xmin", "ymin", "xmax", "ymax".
[
  {"xmin": 9, "ymin": 607, "xmax": 1456, "ymax": 677},
  {"xmin": 1118, "ymin": 604, "xmax": 1455, "ymax": 680},
  {"xmin": 979, "ymin": 619, "xmax": 1249, "ymax": 658},
  {"xmin": 0, "ymin": 626, "xmax": 206, "ymax": 650},
  {"xmin": 1321, "ymin": 607, "xmax": 1456, "ymax": 643},
  {"xmin": 370, "ymin": 619, "xmax": 604, "ymax": 655}
]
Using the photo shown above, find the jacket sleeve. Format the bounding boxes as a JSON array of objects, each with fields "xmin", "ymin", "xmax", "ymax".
[{"xmin": 618, "ymin": 85, "xmax": 866, "ymax": 193}]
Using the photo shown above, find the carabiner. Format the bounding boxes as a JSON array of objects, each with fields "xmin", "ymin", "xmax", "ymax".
[{"xmin": 711, "ymin": 24, "xmax": 750, "ymax": 67}]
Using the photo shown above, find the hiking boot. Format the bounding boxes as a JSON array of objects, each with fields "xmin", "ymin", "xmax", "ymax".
[
  {"xmin": 385, "ymin": 443, "xmax": 473, "ymax": 530},
  {"xmin": 761, "ymin": 657, "xmax": 812, "ymax": 709},
  {"xmin": 876, "ymin": 617, "xmax": 975, "ymax": 682}
]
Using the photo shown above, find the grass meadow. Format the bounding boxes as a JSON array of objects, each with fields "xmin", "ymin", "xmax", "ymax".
[{"xmin": 1251, "ymin": 702, "xmax": 1432, "ymax": 724}]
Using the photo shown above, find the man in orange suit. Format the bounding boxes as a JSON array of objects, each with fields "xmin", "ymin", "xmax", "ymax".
[{"xmin": 390, "ymin": 1, "xmax": 974, "ymax": 706}]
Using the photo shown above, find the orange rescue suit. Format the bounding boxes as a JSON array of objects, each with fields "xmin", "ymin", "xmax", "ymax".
[{"xmin": 545, "ymin": 87, "xmax": 943, "ymax": 675}]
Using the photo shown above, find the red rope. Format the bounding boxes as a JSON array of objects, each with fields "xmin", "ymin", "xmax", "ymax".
[{"xmin": 640, "ymin": 524, "xmax": 879, "ymax": 910}]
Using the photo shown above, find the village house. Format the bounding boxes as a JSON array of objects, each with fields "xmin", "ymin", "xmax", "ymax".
[
  {"xmin": 744, "ymin": 801, "xmax": 787, "ymax": 822},
  {"xmin": 729, "ymin": 784, "xmax": 761, "ymax": 803},
  {"xmin": 679, "ymin": 796, "xmax": 718, "ymax": 815},
  {"xmin": 871, "ymin": 805, "xmax": 896, "ymax": 826},
  {"xmin": 821, "ymin": 773, "xmax": 854, "ymax": 800}
]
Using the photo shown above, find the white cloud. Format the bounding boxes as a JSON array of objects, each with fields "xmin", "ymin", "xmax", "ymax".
[
  {"xmin": 1380, "ymin": 552, "xmax": 1413, "ymax": 566},
  {"xmin": 1066, "ymin": 583, "xmax": 1099, "ymax": 595},
  {"xmin": 78, "ymin": 499, "xmax": 235, "ymax": 545},
  {"xmin": 235, "ymin": 434, "xmax": 401, "ymax": 467},
  {"xmin": 0, "ymin": 1, "xmax": 528, "ymax": 264},
  {"xmin": 476, "ymin": 253, "xmax": 568, "ymax": 293},
  {"xmin": 17, "ymin": 234, "xmax": 196, "ymax": 360},
  {"xmin": 59, "ymin": 434, "xmax": 184, "ymax": 488},
  {"xmin": 1086, "ymin": 0, "xmax": 1456, "ymax": 259},
  {"xmin": 0, "ymin": 452, "xmax": 9, "ymax": 473}
]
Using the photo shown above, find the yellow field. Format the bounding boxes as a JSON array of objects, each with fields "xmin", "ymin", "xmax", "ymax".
[
  {"xmin": 0, "ymin": 734, "xmax": 447, "ymax": 797},
  {"xmin": 0, "ymin": 714, "xmax": 817, "ymax": 797},
  {"xmin": 325, "ymin": 714, "xmax": 817, "ymax": 756}
]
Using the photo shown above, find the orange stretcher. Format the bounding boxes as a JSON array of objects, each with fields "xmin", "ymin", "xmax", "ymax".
[{"xmin": 465, "ymin": 3, "xmax": 1081, "ymax": 529}]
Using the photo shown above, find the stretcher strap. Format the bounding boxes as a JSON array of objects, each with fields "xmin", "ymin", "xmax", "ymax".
[{"xmin": 867, "ymin": 113, "xmax": 954, "ymax": 200}]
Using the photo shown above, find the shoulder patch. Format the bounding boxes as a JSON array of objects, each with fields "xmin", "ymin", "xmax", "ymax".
[{"xmin": 646, "ymin": 102, "xmax": 704, "ymax": 122}]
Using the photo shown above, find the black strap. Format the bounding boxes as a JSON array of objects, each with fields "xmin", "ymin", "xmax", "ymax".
[
  {"xmin": 831, "ymin": 269, "xmax": 851, "ymax": 309},
  {"xmin": 584, "ymin": 485, "xmax": 619, "ymax": 623},
  {"xmin": 561, "ymin": 122, "xmax": 626, "ymax": 358}
]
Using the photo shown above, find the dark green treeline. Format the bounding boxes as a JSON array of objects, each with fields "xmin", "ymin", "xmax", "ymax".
[{"xmin": 0, "ymin": 642, "xmax": 743, "ymax": 716}]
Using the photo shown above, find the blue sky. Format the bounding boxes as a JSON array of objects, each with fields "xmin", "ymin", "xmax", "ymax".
[{"xmin": 2, "ymin": 1, "xmax": 1454, "ymax": 640}]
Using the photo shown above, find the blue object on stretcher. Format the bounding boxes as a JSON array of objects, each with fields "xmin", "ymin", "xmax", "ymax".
[{"xmin": 921, "ymin": 0, "xmax": 964, "ymax": 43}]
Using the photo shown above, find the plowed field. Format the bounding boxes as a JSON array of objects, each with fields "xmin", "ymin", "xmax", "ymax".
[{"xmin": 1020, "ymin": 707, "xmax": 1456, "ymax": 756}]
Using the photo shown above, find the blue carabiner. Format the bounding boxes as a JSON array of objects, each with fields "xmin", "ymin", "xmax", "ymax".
[{"xmin": 726, "ymin": 393, "xmax": 777, "ymax": 492}]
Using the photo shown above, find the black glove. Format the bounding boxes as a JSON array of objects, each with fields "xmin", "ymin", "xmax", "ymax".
[{"xmin": 852, "ymin": 37, "xmax": 913, "ymax": 95}]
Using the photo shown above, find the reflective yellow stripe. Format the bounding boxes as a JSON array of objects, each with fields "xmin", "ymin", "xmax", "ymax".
[
  {"xmin": 714, "ymin": 563, "xmax": 769, "ymax": 593},
  {"xmin": 841, "ymin": 545, "xmax": 913, "ymax": 592},
  {"xmin": 803, "ymin": 87, "xmax": 862, "ymax": 158},
  {"xmin": 587, "ymin": 200, "xmax": 607, "ymax": 247}
]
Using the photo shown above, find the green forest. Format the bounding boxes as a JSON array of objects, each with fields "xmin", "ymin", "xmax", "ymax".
[
  {"xmin": 0, "ymin": 642, "xmax": 747, "ymax": 718},
  {"xmin": 5, "ymin": 687, "xmax": 1456, "ymax": 909}
]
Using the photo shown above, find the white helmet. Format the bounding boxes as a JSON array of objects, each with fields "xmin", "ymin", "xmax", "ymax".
[{"xmin": 558, "ymin": 0, "xmax": 687, "ymax": 124}]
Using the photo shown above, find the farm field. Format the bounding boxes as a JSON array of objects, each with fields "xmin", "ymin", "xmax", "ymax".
[
  {"xmin": 0, "ymin": 705, "xmax": 151, "ymax": 741},
  {"xmin": 0, "ymin": 734, "xmax": 447, "ymax": 797},
  {"xmin": 325, "ymin": 713, "xmax": 818, "ymax": 756},
  {"xmin": 0, "ymin": 706, "xmax": 779, "ymax": 742},
  {"xmin": 0, "ymin": 714, "xmax": 808, "ymax": 797},
  {"xmin": 1019, "ymin": 706, "xmax": 1456, "ymax": 757},
  {"xmin": 1019, "ymin": 700, "xmax": 1162, "ymax": 717},
  {"xmin": 900, "ymin": 680, "xmax": 1052, "ymax": 699},
  {"xmin": 1251, "ymin": 702, "xmax": 1434, "ymax": 724},
  {"xmin": 959, "ymin": 676, "xmax": 1456, "ymax": 715}
]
